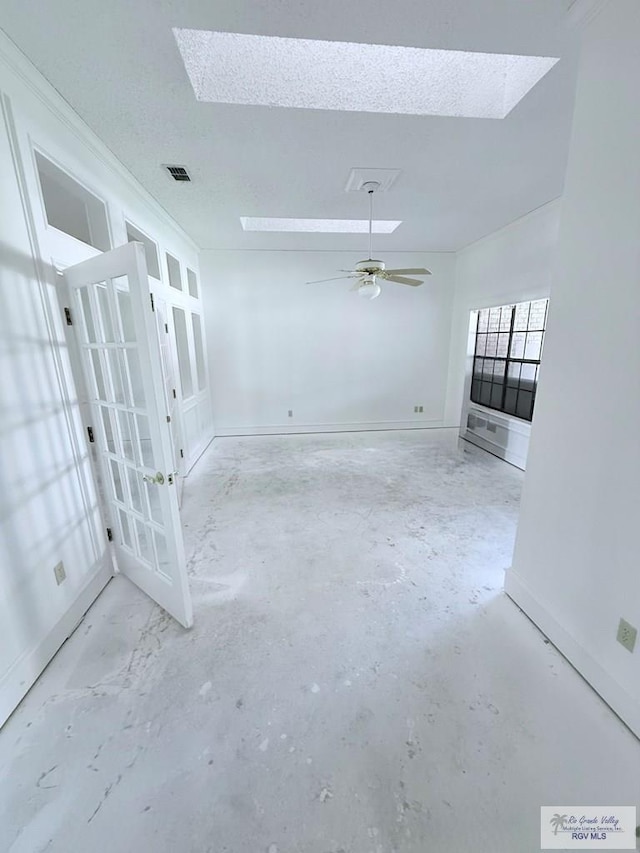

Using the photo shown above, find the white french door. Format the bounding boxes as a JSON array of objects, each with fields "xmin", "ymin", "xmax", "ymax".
[{"xmin": 63, "ymin": 241, "xmax": 193, "ymax": 627}]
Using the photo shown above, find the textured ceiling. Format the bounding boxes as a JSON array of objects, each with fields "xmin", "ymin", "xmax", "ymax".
[
  {"xmin": 0, "ymin": 1, "xmax": 580, "ymax": 251},
  {"xmin": 173, "ymin": 29, "xmax": 558, "ymax": 118}
]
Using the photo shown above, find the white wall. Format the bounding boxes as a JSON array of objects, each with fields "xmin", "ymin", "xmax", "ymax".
[
  {"xmin": 506, "ymin": 0, "xmax": 640, "ymax": 736},
  {"xmin": 445, "ymin": 200, "xmax": 560, "ymax": 425},
  {"xmin": 0, "ymin": 33, "xmax": 212, "ymax": 727},
  {"xmin": 0, "ymin": 94, "xmax": 112, "ymax": 730},
  {"xmin": 444, "ymin": 200, "xmax": 560, "ymax": 466},
  {"xmin": 201, "ymin": 250, "xmax": 456, "ymax": 434}
]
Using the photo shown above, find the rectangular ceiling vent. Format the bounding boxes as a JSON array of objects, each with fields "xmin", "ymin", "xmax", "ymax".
[{"xmin": 164, "ymin": 165, "xmax": 191, "ymax": 182}]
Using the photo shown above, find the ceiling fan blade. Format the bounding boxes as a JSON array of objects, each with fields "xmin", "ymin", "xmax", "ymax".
[
  {"xmin": 385, "ymin": 275, "xmax": 424, "ymax": 286},
  {"xmin": 305, "ymin": 274, "xmax": 361, "ymax": 284},
  {"xmin": 384, "ymin": 267, "xmax": 432, "ymax": 276}
]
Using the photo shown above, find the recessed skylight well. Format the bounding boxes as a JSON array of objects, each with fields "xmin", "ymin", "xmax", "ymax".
[
  {"xmin": 173, "ymin": 29, "xmax": 558, "ymax": 119},
  {"xmin": 240, "ymin": 218, "xmax": 401, "ymax": 234}
]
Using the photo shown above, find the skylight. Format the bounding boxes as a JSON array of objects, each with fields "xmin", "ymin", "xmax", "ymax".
[
  {"xmin": 173, "ymin": 29, "xmax": 559, "ymax": 119},
  {"xmin": 240, "ymin": 218, "xmax": 402, "ymax": 233}
]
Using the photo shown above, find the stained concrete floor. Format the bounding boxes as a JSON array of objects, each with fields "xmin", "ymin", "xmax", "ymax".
[{"xmin": 1, "ymin": 430, "xmax": 639, "ymax": 853}]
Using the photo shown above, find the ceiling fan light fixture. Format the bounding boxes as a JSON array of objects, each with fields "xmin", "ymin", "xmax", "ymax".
[{"xmin": 358, "ymin": 278, "xmax": 381, "ymax": 300}]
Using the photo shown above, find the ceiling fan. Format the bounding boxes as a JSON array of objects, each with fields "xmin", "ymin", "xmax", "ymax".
[{"xmin": 306, "ymin": 181, "xmax": 431, "ymax": 299}]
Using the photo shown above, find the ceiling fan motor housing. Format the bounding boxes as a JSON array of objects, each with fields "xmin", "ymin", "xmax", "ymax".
[{"xmin": 355, "ymin": 259, "xmax": 385, "ymax": 273}]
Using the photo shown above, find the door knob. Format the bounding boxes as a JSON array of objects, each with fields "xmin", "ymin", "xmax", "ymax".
[{"xmin": 143, "ymin": 471, "xmax": 165, "ymax": 485}]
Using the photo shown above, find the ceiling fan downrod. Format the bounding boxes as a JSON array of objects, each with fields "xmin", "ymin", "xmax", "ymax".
[{"xmin": 361, "ymin": 180, "xmax": 381, "ymax": 260}]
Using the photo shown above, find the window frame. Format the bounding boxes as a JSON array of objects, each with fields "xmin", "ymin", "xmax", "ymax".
[{"xmin": 470, "ymin": 299, "xmax": 548, "ymax": 423}]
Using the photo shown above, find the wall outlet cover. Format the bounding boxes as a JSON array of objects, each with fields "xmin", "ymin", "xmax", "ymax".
[
  {"xmin": 53, "ymin": 561, "xmax": 66, "ymax": 586},
  {"xmin": 616, "ymin": 617, "xmax": 637, "ymax": 653}
]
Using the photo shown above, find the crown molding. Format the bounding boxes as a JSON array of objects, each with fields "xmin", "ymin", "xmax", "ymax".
[
  {"xmin": 566, "ymin": 0, "xmax": 610, "ymax": 29},
  {"xmin": 0, "ymin": 29, "xmax": 200, "ymax": 254}
]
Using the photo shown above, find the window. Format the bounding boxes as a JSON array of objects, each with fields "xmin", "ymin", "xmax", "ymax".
[
  {"xmin": 35, "ymin": 151, "xmax": 110, "ymax": 251},
  {"xmin": 125, "ymin": 221, "xmax": 161, "ymax": 280},
  {"xmin": 191, "ymin": 313, "xmax": 206, "ymax": 391},
  {"xmin": 172, "ymin": 306, "xmax": 193, "ymax": 399},
  {"xmin": 166, "ymin": 253, "xmax": 182, "ymax": 290},
  {"xmin": 186, "ymin": 268, "xmax": 199, "ymax": 298},
  {"xmin": 470, "ymin": 299, "xmax": 548, "ymax": 422}
]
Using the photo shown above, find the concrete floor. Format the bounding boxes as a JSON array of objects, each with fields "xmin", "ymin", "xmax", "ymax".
[{"xmin": 1, "ymin": 430, "xmax": 639, "ymax": 853}]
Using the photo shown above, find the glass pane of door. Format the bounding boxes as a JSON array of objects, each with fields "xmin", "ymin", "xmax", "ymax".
[
  {"xmin": 191, "ymin": 312, "xmax": 206, "ymax": 392},
  {"xmin": 172, "ymin": 306, "xmax": 193, "ymax": 399}
]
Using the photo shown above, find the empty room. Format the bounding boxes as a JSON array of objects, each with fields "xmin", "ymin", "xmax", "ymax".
[{"xmin": 0, "ymin": 2, "xmax": 639, "ymax": 851}]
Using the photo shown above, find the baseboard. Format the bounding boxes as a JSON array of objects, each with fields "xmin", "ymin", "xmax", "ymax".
[
  {"xmin": 0, "ymin": 558, "xmax": 112, "ymax": 729},
  {"xmin": 184, "ymin": 429, "xmax": 216, "ymax": 475},
  {"xmin": 214, "ymin": 419, "xmax": 446, "ymax": 437},
  {"xmin": 505, "ymin": 568, "xmax": 640, "ymax": 739}
]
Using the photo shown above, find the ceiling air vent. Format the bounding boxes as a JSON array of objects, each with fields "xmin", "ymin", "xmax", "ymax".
[{"xmin": 164, "ymin": 165, "xmax": 191, "ymax": 182}]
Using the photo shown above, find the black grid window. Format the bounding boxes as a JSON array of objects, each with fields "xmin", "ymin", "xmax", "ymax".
[{"xmin": 470, "ymin": 299, "xmax": 548, "ymax": 422}]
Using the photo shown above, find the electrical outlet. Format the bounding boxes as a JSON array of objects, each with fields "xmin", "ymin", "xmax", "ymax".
[
  {"xmin": 418, "ymin": 405, "xmax": 424, "ymax": 413},
  {"xmin": 53, "ymin": 561, "xmax": 66, "ymax": 586},
  {"xmin": 288, "ymin": 409, "xmax": 293, "ymax": 417},
  {"xmin": 616, "ymin": 617, "xmax": 637, "ymax": 653}
]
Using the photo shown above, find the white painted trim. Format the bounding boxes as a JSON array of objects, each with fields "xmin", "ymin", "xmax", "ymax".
[
  {"xmin": 0, "ymin": 29, "xmax": 200, "ymax": 255},
  {"xmin": 505, "ymin": 568, "xmax": 640, "ymax": 739},
  {"xmin": 215, "ymin": 419, "xmax": 448, "ymax": 437},
  {"xmin": 0, "ymin": 560, "xmax": 113, "ymax": 728},
  {"xmin": 566, "ymin": 0, "xmax": 610, "ymax": 29}
]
